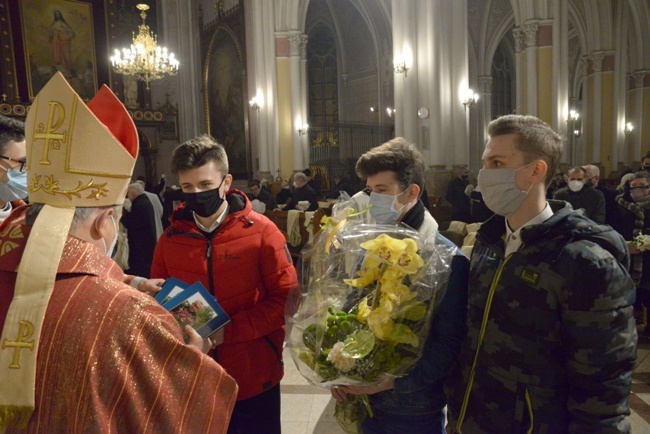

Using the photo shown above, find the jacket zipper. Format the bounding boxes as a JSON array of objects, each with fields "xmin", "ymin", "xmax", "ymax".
[
  {"xmin": 525, "ymin": 388, "xmax": 534, "ymax": 434},
  {"xmin": 456, "ymin": 255, "xmax": 511, "ymax": 434}
]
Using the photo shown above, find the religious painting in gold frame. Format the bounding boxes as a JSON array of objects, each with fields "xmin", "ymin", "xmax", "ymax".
[
  {"xmin": 19, "ymin": 0, "xmax": 98, "ymax": 100},
  {"xmin": 203, "ymin": 25, "xmax": 249, "ymax": 178}
]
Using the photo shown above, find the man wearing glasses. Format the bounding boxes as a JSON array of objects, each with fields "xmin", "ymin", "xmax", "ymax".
[{"xmin": 0, "ymin": 115, "xmax": 28, "ymax": 222}]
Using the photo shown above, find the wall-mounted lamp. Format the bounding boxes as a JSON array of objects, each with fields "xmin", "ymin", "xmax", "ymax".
[
  {"xmin": 624, "ymin": 122, "xmax": 634, "ymax": 134},
  {"xmin": 370, "ymin": 107, "xmax": 376, "ymax": 112},
  {"xmin": 393, "ymin": 61, "xmax": 409, "ymax": 78},
  {"xmin": 567, "ymin": 109, "xmax": 580, "ymax": 123},
  {"xmin": 462, "ymin": 89, "xmax": 479, "ymax": 110},
  {"xmin": 297, "ymin": 124, "xmax": 309, "ymax": 136},
  {"xmin": 249, "ymin": 94, "xmax": 263, "ymax": 111},
  {"xmin": 386, "ymin": 107, "xmax": 395, "ymax": 118},
  {"xmin": 573, "ymin": 129, "xmax": 581, "ymax": 137}
]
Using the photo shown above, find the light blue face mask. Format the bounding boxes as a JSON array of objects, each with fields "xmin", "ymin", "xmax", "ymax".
[
  {"xmin": 0, "ymin": 168, "xmax": 28, "ymax": 202},
  {"xmin": 369, "ymin": 189, "xmax": 407, "ymax": 224}
]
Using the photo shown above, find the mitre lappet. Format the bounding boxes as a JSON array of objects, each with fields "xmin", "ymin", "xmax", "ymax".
[{"xmin": 0, "ymin": 72, "xmax": 138, "ymax": 429}]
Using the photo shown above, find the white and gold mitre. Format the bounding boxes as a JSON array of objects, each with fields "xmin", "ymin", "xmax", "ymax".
[{"xmin": 25, "ymin": 72, "xmax": 138, "ymax": 207}]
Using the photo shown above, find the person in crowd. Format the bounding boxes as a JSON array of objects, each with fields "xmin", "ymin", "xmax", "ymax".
[
  {"xmin": 545, "ymin": 169, "xmax": 567, "ymax": 198},
  {"xmin": 445, "ymin": 165, "xmax": 472, "ymax": 223},
  {"xmin": 325, "ymin": 174, "xmax": 356, "ymax": 199},
  {"xmin": 615, "ymin": 171, "xmax": 650, "ymax": 335},
  {"xmin": 249, "ymin": 179, "xmax": 276, "ymax": 213},
  {"xmin": 259, "ymin": 177, "xmax": 271, "ymax": 193},
  {"xmin": 0, "ymin": 72, "xmax": 237, "ymax": 433},
  {"xmin": 303, "ymin": 168, "xmax": 321, "ymax": 196},
  {"xmin": 285, "ymin": 172, "xmax": 318, "ymax": 211},
  {"xmin": 469, "ymin": 185, "xmax": 493, "ymax": 223},
  {"xmin": 275, "ymin": 179, "xmax": 292, "ymax": 206},
  {"xmin": 330, "ymin": 138, "xmax": 467, "ymax": 434},
  {"xmin": 121, "ymin": 183, "xmax": 158, "ymax": 278},
  {"xmin": 134, "ymin": 178, "xmax": 164, "ymax": 239},
  {"xmin": 553, "ymin": 165, "xmax": 606, "ymax": 224},
  {"xmin": 0, "ymin": 115, "xmax": 28, "ymax": 222},
  {"xmin": 161, "ymin": 184, "xmax": 183, "ymax": 228},
  {"xmin": 445, "ymin": 114, "xmax": 636, "ymax": 433},
  {"xmin": 584, "ymin": 164, "xmax": 619, "ymax": 228},
  {"xmin": 642, "ymin": 152, "xmax": 650, "ymax": 174},
  {"xmin": 151, "ymin": 135, "xmax": 298, "ymax": 434}
]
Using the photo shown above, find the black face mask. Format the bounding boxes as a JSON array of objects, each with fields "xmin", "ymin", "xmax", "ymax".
[
  {"xmin": 644, "ymin": 165, "xmax": 650, "ymax": 173},
  {"xmin": 461, "ymin": 175, "xmax": 469, "ymax": 180},
  {"xmin": 183, "ymin": 177, "xmax": 226, "ymax": 218}
]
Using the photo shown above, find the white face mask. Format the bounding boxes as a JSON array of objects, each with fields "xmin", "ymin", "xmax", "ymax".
[
  {"xmin": 369, "ymin": 189, "xmax": 407, "ymax": 224},
  {"xmin": 100, "ymin": 215, "xmax": 119, "ymax": 257},
  {"xmin": 477, "ymin": 162, "xmax": 535, "ymax": 217},
  {"xmin": 0, "ymin": 168, "xmax": 28, "ymax": 202},
  {"xmin": 568, "ymin": 180, "xmax": 584, "ymax": 192}
]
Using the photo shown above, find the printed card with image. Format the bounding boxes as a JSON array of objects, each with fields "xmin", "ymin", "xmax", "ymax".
[{"xmin": 162, "ymin": 281, "xmax": 231, "ymax": 339}]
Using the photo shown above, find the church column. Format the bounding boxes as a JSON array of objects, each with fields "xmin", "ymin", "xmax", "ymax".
[
  {"xmin": 583, "ymin": 52, "xmax": 615, "ymax": 166},
  {"xmin": 476, "ymin": 75, "xmax": 493, "ymax": 166},
  {"xmin": 523, "ymin": 23, "xmax": 540, "ymax": 118},
  {"xmin": 161, "ymin": 0, "xmax": 202, "ymax": 142},
  {"xmin": 288, "ymin": 34, "xmax": 309, "ymax": 173},
  {"xmin": 249, "ymin": 0, "xmax": 279, "ymax": 181},
  {"xmin": 628, "ymin": 71, "xmax": 650, "ymax": 162},
  {"xmin": 513, "ymin": 28, "xmax": 524, "ymax": 115}
]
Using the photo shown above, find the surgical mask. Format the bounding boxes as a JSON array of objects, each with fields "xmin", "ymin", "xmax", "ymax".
[
  {"xmin": 183, "ymin": 177, "xmax": 226, "ymax": 218},
  {"xmin": 292, "ymin": 181, "xmax": 299, "ymax": 189},
  {"xmin": 477, "ymin": 162, "xmax": 535, "ymax": 217},
  {"xmin": 0, "ymin": 168, "xmax": 28, "ymax": 202},
  {"xmin": 568, "ymin": 180, "xmax": 584, "ymax": 192},
  {"xmin": 630, "ymin": 186, "xmax": 650, "ymax": 202},
  {"xmin": 102, "ymin": 215, "xmax": 118, "ymax": 257},
  {"xmin": 369, "ymin": 190, "xmax": 407, "ymax": 224}
]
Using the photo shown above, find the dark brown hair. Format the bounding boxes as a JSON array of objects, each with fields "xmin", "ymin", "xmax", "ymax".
[
  {"xmin": 355, "ymin": 137, "xmax": 425, "ymax": 193},
  {"xmin": 0, "ymin": 115, "xmax": 25, "ymax": 154},
  {"xmin": 170, "ymin": 135, "xmax": 228, "ymax": 175}
]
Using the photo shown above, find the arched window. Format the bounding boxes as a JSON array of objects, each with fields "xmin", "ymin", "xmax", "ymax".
[
  {"xmin": 307, "ymin": 26, "xmax": 339, "ymax": 127},
  {"xmin": 491, "ymin": 44, "xmax": 514, "ymax": 118}
]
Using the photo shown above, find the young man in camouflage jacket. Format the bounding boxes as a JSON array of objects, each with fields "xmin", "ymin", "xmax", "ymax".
[{"xmin": 445, "ymin": 115, "xmax": 637, "ymax": 433}]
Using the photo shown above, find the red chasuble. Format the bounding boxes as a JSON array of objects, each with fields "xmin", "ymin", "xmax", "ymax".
[{"xmin": 0, "ymin": 207, "xmax": 238, "ymax": 433}]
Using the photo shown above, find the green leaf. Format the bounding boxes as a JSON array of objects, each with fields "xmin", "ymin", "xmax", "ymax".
[
  {"xmin": 395, "ymin": 300, "xmax": 427, "ymax": 321},
  {"xmin": 341, "ymin": 330, "xmax": 375, "ymax": 359},
  {"xmin": 389, "ymin": 323, "xmax": 419, "ymax": 347}
]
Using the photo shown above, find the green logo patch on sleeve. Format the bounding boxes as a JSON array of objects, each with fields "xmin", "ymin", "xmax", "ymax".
[{"xmin": 520, "ymin": 268, "xmax": 539, "ymax": 286}]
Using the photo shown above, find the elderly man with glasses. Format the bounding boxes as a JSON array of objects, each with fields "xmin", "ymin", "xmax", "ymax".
[{"xmin": 0, "ymin": 115, "xmax": 28, "ymax": 222}]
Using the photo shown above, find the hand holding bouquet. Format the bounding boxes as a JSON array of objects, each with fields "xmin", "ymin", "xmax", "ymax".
[{"xmin": 286, "ymin": 203, "xmax": 456, "ymax": 431}]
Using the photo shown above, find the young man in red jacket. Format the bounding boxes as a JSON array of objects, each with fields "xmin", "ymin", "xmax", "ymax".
[{"xmin": 151, "ymin": 135, "xmax": 298, "ymax": 434}]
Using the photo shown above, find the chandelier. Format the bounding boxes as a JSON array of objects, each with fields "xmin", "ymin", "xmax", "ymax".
[{"xmin": 110, "ymin": 4, "xmax": 179, "ymax": 89}]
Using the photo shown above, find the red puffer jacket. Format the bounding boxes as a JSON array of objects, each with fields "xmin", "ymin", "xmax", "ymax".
[{"xmin": 151, "ymin": 189, "xmax": 297, "ymax": 400}]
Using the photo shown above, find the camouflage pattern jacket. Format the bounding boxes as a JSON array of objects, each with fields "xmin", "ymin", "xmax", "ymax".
[{"xmin": 445, "ymin": 202, "xmax": 637, "ymax": 434}]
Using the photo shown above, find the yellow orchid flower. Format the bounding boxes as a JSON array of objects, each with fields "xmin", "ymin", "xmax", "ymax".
[
  {"xmin": 357, "ymin": 297, "xmax": 371, "ymax": 323},
  {"xmin": 344, "ymin": 267, "xmax": 379, "ymax": 288},
  {"xmin": 361, "ymin": 234, "xmax": 409, "ymax": 265}
]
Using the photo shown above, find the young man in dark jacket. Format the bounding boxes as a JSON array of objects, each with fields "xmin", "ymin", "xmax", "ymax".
[
  {"xmin": 445, "ymin": 115, "xmax": 637, "ymax": 433},
  {"xmin": 330, "ymin": 138, "xmax": 468, "ymax": 434},
  {"xmin": 151, "ymin": 135, "xmax": 298, "ymax": 434}
]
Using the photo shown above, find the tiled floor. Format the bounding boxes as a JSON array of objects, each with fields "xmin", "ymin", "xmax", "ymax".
[{"xmin": 281, "ymin": 336, "xmax": 650, "ymax": 434}]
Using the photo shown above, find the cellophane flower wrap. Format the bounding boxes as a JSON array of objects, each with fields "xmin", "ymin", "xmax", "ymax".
[{"xmin": 285, "ymin": 198, "xmax": 457, "ymax": 432}]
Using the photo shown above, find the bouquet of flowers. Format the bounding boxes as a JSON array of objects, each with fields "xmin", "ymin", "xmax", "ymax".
[
  {"xmin": 630, "ymin": 233, "xmax": 650, "ymax": 251},
  {"xmin": 285, "ymin": 199, "xmax": 457, "ymax": 431}
]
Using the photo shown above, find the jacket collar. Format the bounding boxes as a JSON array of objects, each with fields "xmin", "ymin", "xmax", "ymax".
[{"xmin": 401, "ymin": 199, "xmax": 426, "ymax": 231}]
